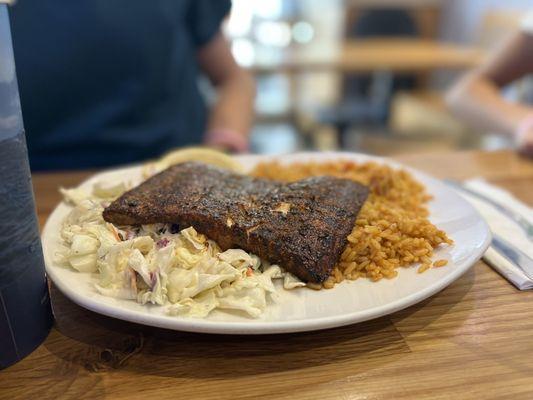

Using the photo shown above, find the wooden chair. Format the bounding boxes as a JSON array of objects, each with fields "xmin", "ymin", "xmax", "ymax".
[{"xmin": 317, "ymin": 8, "xmax": 420, "ymax": 148}]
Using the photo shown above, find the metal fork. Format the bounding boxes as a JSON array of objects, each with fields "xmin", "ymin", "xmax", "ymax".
[{"xmin": 492, "ymin": 234, "xmax": 533, "ymax": 280}]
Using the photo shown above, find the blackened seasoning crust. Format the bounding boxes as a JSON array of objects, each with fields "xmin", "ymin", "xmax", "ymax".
[{"xmin": 103, "ymin": 162, "xmax": 369, "ymax": 283}]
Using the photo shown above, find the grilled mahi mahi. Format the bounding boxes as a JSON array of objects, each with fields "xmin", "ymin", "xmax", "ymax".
[{"xmin": 103, "ymin": 162, "xmax": 368, "ymax": 283}]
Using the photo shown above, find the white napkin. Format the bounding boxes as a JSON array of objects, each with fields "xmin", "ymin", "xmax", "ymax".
[{"xmin": 458, "ymin": 179, "xmax": 533, "ymax": 290}]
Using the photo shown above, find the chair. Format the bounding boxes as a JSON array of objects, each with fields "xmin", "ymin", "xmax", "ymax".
[{"xmin": 318, "ymin": 9, "xmax": 419, "ymax": 148}]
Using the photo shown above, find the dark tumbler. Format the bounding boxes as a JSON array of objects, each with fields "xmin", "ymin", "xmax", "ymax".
[{"xmin": 0, "ymin": 3, "xmax": 53, "ymax": 369}]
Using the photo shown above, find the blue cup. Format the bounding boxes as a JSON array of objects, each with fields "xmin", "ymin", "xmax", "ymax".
[{"xmin": 0, "ymin": 3, "xmax": 53, "ymax": 369}]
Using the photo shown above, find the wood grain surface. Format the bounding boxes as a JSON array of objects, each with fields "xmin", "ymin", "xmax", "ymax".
[
  {"xmin": 1, "ymin": 150, "xmax": 533, "ymax": 400},
  {"xmin": 250, "ymin": 39, "xmax": 485, "ymax": 74}
]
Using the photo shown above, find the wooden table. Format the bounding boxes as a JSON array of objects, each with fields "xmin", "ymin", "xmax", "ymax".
[
  {"xmin": 249, "ymin": 38, "xmax": 485, "ymax": 127},
  {"xmin": 2, "ymin": 150, "xmax": 533, "ymax": 400},
  {"xmin": 250, "ymin": 39, "xmax": 486, "ymax": 74}
]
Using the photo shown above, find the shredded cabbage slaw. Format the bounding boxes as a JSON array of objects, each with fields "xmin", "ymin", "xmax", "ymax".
[{"xmin": 57, "ymin": 181, "xmax": 305, "ymax": 318}]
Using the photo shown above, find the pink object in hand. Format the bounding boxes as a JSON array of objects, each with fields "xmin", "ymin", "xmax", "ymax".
[
  {"xmin": 515, "ymin": 115, "xmax": 533, "ymax": 156},
  {"xmin": 204, "ymin": 129, "xmax": 249, "ymax": 153},
  {"xmin": 516, "ymin": 115, "xmax": 533, "ymax": 138}
]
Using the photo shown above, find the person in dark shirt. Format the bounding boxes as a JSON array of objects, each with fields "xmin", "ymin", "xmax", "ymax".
[{"xmin": 9, "ymin": 0, "xmax": 255, "ymax": 171}]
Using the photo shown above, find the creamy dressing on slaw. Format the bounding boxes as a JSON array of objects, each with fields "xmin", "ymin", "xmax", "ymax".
[{"xmin": 57, "ymin": 182, "xmax": 304, "ymax": 318}]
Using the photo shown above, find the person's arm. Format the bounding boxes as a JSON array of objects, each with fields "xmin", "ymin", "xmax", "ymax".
[
  {"xmin": 197, "ymin": 32, "xmax": 256, "ymax": 152},
  {"xmin": 446, "ymin": 31, "xmax": 533, "ymax": 154}
]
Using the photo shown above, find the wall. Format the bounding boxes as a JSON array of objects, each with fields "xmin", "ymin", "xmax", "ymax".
[{"xmin": 439, "ymin": 0, "xmax": 531, "ymax": 44}]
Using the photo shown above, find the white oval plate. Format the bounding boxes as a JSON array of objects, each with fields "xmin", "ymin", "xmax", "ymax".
[{"xmin": 42, "ymin": 152, "xmax": 491, "ymax": 334}]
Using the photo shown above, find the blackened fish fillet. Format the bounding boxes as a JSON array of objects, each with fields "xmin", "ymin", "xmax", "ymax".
[{"xmin": 103, "ymin": 162, "xmax": 368, "ymax": 283}]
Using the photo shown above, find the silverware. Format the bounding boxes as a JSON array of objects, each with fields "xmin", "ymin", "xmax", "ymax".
[
  {"xmin": 491, "ymin": 234, "xmax": 533, "ymax": 280},
  {"xmin": 445, "ymin": 179, "xmax": 533, "ymax": 241}
]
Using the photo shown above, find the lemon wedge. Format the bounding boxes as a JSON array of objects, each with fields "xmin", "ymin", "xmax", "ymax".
[{"xmin": 142, "ymin": 147, "xmax": 244, "ymax": 178}]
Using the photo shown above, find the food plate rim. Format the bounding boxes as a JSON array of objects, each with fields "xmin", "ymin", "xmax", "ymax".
[{"xmin": 42, "ymin": 152, "xmax": 491, "ymax": 334}]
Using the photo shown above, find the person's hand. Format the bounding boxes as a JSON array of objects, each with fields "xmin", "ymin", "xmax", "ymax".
[
  {"xmin": 204, "ymin": 129, "xmax": 249, "ymax": 154},
  {"xmin": 516, "ymin": 127, "xmax": 533, "ymax": 156},
  {"xmin": 515, "ymin": 116, "xmax": 533, "ymax": 157}
]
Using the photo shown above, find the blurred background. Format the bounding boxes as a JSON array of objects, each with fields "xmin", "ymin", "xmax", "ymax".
[{"xmin": 215, "ymin": 0, "xmax": 532, "ymax": 156}]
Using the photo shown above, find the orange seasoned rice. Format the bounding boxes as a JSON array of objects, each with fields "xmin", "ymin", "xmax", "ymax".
[{"xmin": 251, "ymin": 160, "xmax": 453, "ymax": 289}]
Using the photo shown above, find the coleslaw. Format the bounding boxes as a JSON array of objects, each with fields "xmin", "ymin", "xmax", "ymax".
[{"xmin": 57, "ymin": 181, "xmax": 305, "ymax": 318}]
